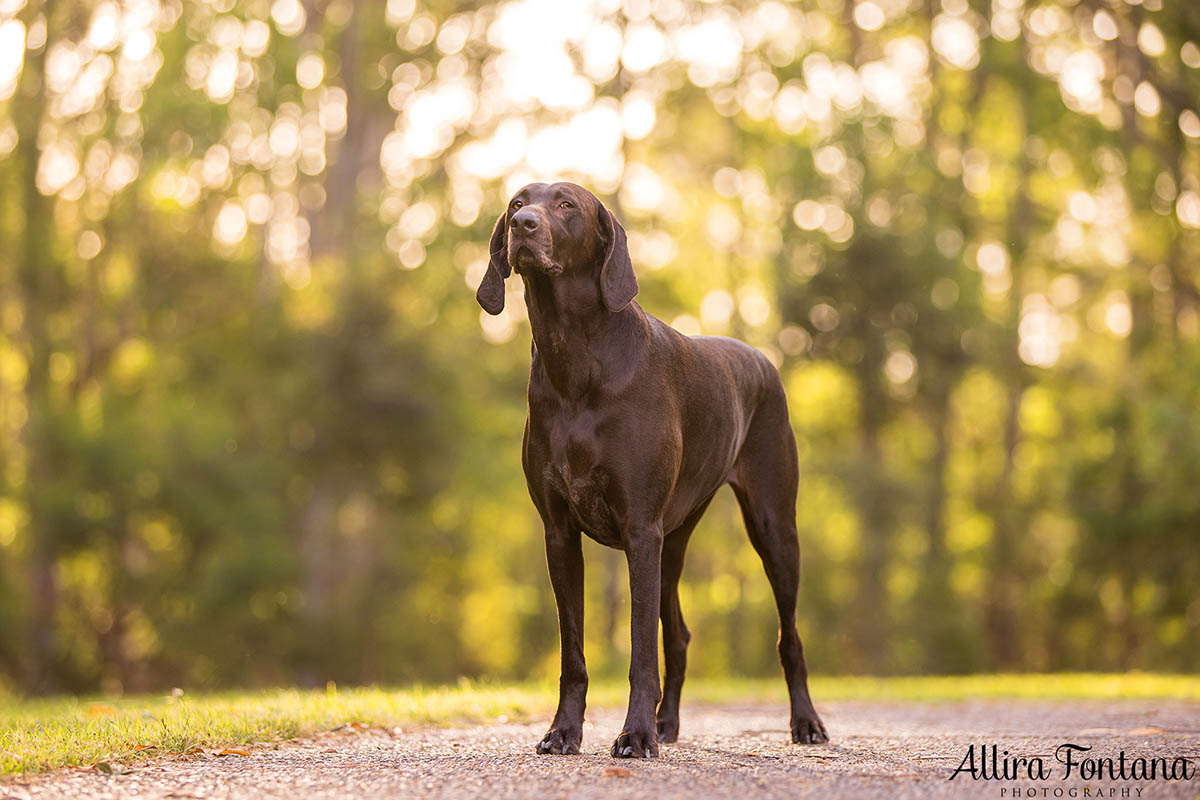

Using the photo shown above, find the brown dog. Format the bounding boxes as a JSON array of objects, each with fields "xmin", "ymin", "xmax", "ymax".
[{"xmin": 477, "ymin": 182, "xmax": 828, "ymax": 758}]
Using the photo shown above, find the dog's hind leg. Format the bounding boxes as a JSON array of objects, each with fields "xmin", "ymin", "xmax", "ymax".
[
  {"xmin": 656, "ymin": 497, "xmax": 713, "ymax": 743},
  {"xmin": 728, "ymin": 386, "xmax": 829, "ymax": 745}
]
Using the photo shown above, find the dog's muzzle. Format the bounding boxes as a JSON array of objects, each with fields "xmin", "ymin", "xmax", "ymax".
[{"xmin": 509, "ymin": 237, "xmax": 563, "ymax": 275}]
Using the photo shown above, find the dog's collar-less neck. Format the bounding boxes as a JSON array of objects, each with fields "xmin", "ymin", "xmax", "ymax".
[{"xmin": 521, "ymin": 269, "xmax": 645, "ymax": 400}]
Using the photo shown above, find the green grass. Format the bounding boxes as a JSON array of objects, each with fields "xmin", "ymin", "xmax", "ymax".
[{"xmin": 2, "ymin": 673, "xmax": 1196, "ymax": 777}]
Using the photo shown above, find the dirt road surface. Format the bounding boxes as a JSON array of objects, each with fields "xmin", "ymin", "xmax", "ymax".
[{"xmin": 6, "ymin": 699, "xmax": 1199, "ymax": 799}]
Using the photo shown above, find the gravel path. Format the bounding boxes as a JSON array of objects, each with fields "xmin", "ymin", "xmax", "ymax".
[{"xmin": 6, "ymin": 699, "xmax": 1200, "ymax": 799}]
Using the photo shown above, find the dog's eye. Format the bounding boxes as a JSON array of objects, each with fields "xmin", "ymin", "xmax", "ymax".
[
  {"xmin": 559, "ymin": 201, "xmax": 574, "ymax": 210},
  {"xmin": 511, "ymin": 200, "xmax": 524, "ymax": 209}
]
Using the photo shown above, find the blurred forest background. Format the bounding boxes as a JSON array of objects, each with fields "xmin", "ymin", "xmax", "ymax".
[{"xmin": 0, "ymin": 0, "xmax": 1198, "ymax": 696}]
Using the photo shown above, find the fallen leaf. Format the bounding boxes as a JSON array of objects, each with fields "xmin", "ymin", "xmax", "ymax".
[
  {"xmin": 1127, "ymin": 727, "xmax": 1163, "ymax": 736},
  {"xmin": 216, "ymin": 749, "xmax": 250, "ymax": 757},
  {"xmin": 350, "ymin": 721, "xmax": 368, "ymax": 730},
  {"xmin": 185, "ymin": 747, "xmax": 204, "ymax": 755},
  {"xmin": 87, "ymin": 704, "xmax": 118, "ymax": 719},
  {"xmin": 602, "ymin": 766, "xmax": 634, "ymax": 778},
  {"xmin": 133, "ymin": 744, "xmax": 159, "ymax": 752},
  {"xmin": 93, "ymin": 761, "xmax": 114, "ymax": 774}
]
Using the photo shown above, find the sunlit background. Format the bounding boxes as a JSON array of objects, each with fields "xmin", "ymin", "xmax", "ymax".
[{"xmin": 0, "ymin": 0, "xmax": 1198, "ymax": 695}]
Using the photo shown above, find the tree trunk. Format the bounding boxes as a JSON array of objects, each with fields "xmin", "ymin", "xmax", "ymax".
[
  {"xmin": 298, "ymin": 481, "xmax": 338, "ymax": 686},
  {"xmin": 984, "ymin": 384, "xmax": 1023, "ymax": 668},
  {"xmin": 984, "ymin": 46, "xmax": 1034, "ymax": 668},
  {"xmin": 15, "ymin": 1, "xmax": 60, "ymax": 694},
  {"xmin": 854, "ymin": 374, "xmax": 890, "ymax": 671},
  {"xmin": 917, "ymin": 388, "xmax": 965, "ymax": 671}
]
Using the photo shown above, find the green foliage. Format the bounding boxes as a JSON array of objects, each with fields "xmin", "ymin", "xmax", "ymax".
[{"xmin": 0, "ymin": 0, "xmax": 1197, "ymax": 694}]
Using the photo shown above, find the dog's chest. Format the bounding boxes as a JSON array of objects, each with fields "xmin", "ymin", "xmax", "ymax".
[{"xmin": 540, "ymin": 410, "xmax": 623, "ymax": 547}]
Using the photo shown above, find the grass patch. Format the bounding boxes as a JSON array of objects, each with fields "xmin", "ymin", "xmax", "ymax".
[
  {"xmin": 2, "ymin": 673, "xmax": 1196, "ymax": 777},
  {"xmin": 808, "ymin": 673, "xmax": 1200, "ymax": 702}
]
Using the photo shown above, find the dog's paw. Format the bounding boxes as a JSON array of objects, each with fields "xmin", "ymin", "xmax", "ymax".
[
  {"xmin": 790, "ymin": 712, "xmax": 829, "ymax": 745},
  {"xmin": 611, "ymin": 727, "xmax": 659, "ymax": 759},
  {"xmin": 536, "ymin": 727, "xmax": 581, "ymax": 755},
  {"xmin": 655, "ymin": 716, "xmax": 679, "ymax": 743}
]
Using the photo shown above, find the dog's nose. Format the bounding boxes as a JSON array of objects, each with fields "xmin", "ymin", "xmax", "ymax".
[{"xmin": 512, "ymin": 209, "xmax": 539, "ymax": 233}]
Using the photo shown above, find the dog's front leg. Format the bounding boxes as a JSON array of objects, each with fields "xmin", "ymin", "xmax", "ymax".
[
  {"xmin": 536, "ymin": 518, "xmax": 587, "ymax": 755},
  {"xmin": 611, "ymin": 524, "xmax": 663, "ymax": 758}
]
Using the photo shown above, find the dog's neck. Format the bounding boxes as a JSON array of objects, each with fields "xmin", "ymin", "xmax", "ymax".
[{"xmin": 520, "ymin": 269, "xmax": 646, "ymax": 401}]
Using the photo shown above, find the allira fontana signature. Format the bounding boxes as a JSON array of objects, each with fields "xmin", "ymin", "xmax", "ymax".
[{"xmin": 949, "ymin": 743, "xmax": 1195, "ymax": 782}]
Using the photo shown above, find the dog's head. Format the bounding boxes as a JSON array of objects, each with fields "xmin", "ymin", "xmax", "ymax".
[{"xmin": 476, "ymin": 182, "xmax": 637, "ymax": 315}]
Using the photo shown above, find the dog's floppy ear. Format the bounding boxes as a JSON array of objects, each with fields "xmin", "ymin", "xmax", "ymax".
[
  {"xmin": 597, "ymin": 203, "xmax": 638, "ymax": 312},
  {"xmin": 476, "ymin": 212, "xmax": 510, "ymax": 315}
]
